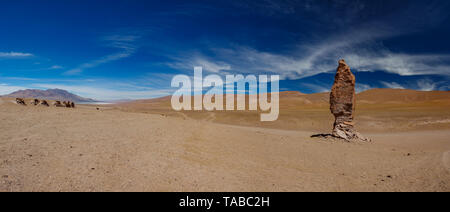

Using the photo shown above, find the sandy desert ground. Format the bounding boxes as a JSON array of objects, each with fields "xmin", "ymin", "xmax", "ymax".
[{"xmin": 1, "ymin": 89, "xmax": 449, "ymax": 191}]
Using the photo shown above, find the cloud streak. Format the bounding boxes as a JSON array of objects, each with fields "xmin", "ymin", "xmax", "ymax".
[
  {"xmin": 0, "ymin": 52, "xmax": 33, "ymax": 58},
  {"xmin": 166, "ymin": 52, "xmax": 232, "ymax": 73},
  {"xmin": 48, "ymin": 65, "xmax": 63, "ymax": 70},
  {"xmin": 167, "ymin": 26, "xmax": 450, "ymax": 80},
  {"xmin": 64, "ymin": 35, "xmax": 139, "ymax": 75},
  {"xmin": 165, "ymin": 1, "xmax": 450, "ymax": 80},
  {"xmin": 380, "ymin": 81, "xmax": 405, "ymax": 89},
  {"xmin": 416, "ymin": 79, "xmax": 437, "ymax": 91}
]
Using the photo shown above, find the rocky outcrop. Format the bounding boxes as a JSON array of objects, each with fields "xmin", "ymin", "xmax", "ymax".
[
  {"xmin": 16, "ymin": 98, "xmax": 26, "ymax": 105},
  {"xmin": 330, "ymin": 59, "xmax": 370, "ymax": 142},
  {"xmin": 40, "ymin": 100, "xmax": 49, "ymax": 107},
  {"xmin": 11, "ymin": 98, "xmax": 75, "ymax": 109},
  {"xmin": 53, "ymin": 101, "xmax": 64, "ymax": 107},
  {"xmin": 63, "ymin": 101, "xmax": 75, "ymax": 108},
  {"xmin": 30, "ymin": 99, "xmax": 40, "ymax": 106}
]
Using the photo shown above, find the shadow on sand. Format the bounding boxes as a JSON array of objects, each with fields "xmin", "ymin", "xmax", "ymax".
[{"xmin": 310, "ymin": 133, "xmax": 333, "ymax": 138}]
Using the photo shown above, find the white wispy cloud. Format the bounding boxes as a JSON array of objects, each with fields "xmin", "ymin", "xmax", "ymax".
[
  {"xmin": 167, "ymin": 55, "xmax": 231, "ymax": 73},
  {"xmin": 0, "ymin": 52, "xmax": 33, "ymax": 58},
  {"xmin": 65, "ymin": 52, "xmax": 134, "ymax": 75},
  {"xmin": 64, "ymin": 35, "xmax": 139, "ymax": 75},
  {"xmin": 48, "ymin": 65, "xmax": 64, "ymax": 70},
  {"xmin": 0, "ymin": 83, "xmax": 28, "ymax": 95},
  {"xmin": 380, "ymin": 81, "xmax": 405, "ymax": 89},
  {"xmin": 164, "ymin": 25, "xmax": 393, "ymax": 79},
  {"xmin": 416, "ymin": 79, "xmax": 437, "ymax": 91},
  {"xmin": 167, "ymin": 27, "xmax": 450, "ymax": 80},
  {"xmin": 165, "ymin": 1, "xmax": 450, "ymax": 80},
  {"xmin": 344, "ymin": 52, "xmax": 450, "ymax": 76}
]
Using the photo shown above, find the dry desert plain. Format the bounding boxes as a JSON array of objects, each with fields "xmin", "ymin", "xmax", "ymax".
[{"xmin": 0, "ymin": 88, "xmax": 449, "ymax": 191}]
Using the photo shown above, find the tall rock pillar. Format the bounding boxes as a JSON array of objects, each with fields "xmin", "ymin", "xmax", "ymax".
[{"xmin": 330, "ymin": 59, "xmax": 370, "ymax": 141}]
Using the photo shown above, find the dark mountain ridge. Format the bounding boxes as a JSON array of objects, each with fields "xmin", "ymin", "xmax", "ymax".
[{"xmin": 3, "ymin": 89, "xmax": 96, "ymax": 102}]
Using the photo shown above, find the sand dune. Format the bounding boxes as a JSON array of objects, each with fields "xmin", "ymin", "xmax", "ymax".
[{"xmin": 0, "ymin": 89, "xmax": 449, "ymax": 191}]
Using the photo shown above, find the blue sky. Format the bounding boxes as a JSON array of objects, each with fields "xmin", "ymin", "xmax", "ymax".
[{"xmin": 0, "ymin": 0, "xmax": 449, "ymax": 100}]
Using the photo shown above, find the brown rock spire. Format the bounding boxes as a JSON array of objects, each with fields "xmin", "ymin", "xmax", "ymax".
[{"xmin": 330, "ymin": 59, "xmax": 370, "ymax": 141}]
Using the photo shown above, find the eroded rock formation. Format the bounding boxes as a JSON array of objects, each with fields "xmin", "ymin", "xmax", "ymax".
[
  {"xmin": 16, "ymin": 98, "xmax": 26, "ymax": 105},
  {"xmin": 53, "ymin": 101, "xmax": 64, "ymax": 107},
  {"xmin": 330, "ymin": 59, "xmax": 370, "ymax": 142},
  {"xmin": 62, "ymin": 101, "xmax": 75, "ymax": 108},
  {"xmin": 30, "ymin": 99, "xmax": 40, "ymax": 105},
  {"xmin": 40, "ymin": 100, "xmax": 50, "ymax": 107},
  {"xmin": 11, "ymin": 97, "xmax": 74, "ymax": 108}
]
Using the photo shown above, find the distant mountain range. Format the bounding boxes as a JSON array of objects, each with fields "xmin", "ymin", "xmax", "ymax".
[{"xmin": 2, "ymin": 89, "xmax": 96, "ymax": 103}]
